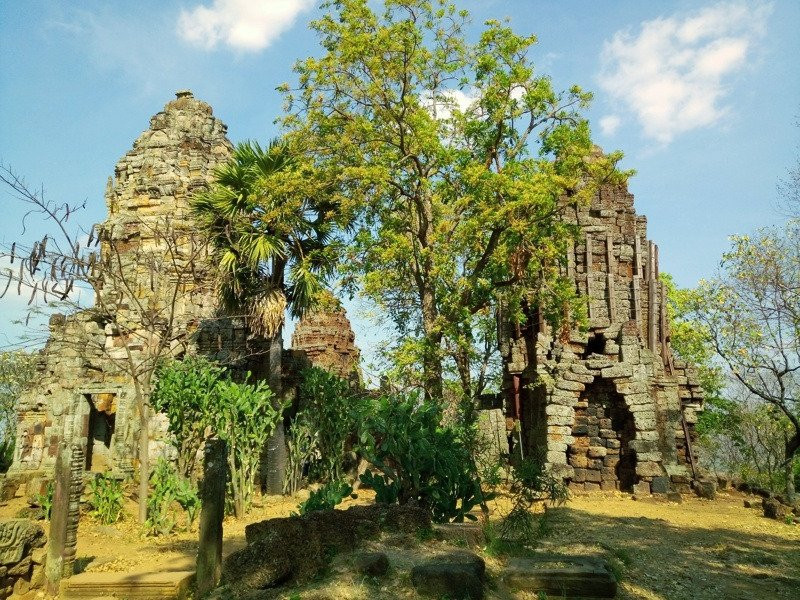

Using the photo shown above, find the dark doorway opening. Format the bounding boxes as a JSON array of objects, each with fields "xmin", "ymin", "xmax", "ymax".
[{"xmin": 85, "ymin": 394, "xmax": 116, "ymax": 472}]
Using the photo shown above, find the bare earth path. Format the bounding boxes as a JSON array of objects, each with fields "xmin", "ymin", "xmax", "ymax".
[
  {"xmin": 542, "ymin": 490, "xmax": 800, "ymax": 599},
  {"xmin": 2, "ymin": 487, "xmax": 797, "ymax": 598}
]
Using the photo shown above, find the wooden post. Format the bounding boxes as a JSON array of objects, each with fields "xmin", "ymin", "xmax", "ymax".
[
  {"xmin": 647, "ymin": 241, "xmax": 657, "ymax": 351},
  {"xmin": 197, "ymin": 438, "xmax": 227, "ymax": 597},
  {"xmin": 46, "ymin": 443, "xmax": 83, "ymax": 595}
]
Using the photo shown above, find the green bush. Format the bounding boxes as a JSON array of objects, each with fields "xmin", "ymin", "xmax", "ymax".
[
  {"xmin": 213, "ymin": 376, "xmax": 284, "ymax": 518},
  {"xmin": 88, "ymin": 475, "xmax": 125, "ymax": 525},
  {"xmin": 297, "ymin": 480, "xmax": 353, "ymax": 515},
  {"xmin": 357, "ymin": 393, "xmax": 484, "ymax": 523},
  {"xmin": 151, "ymin": 357, "xmax": 225, "ymax": 479},
  {"xmin": 146, "ymin": 458, "xmax": 200, "ymax": 536},
  {"xmin": 297, "ymin": 367, "xmax": 359, "ymax": 482}
]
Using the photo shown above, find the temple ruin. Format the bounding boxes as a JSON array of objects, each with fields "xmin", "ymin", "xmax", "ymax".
[
  {"xmin": 4, "ymin": 91, "xmax": 359, "ymax": 491},
  {"xmin": 3, "ymin": 91, "xmax": 702, "ymax": 498},
  {"xmin": 499, "ymin": 178, "xmax": 704, "ymax": 494}
]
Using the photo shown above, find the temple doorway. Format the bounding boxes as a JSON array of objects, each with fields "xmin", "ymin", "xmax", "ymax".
[
  {"xmin": 84, "ymin": 393, "xmax": 117, "ymax": 473},
  {"xmin": 568, "ymin": 378, "xmax": 637, "ymax": 491}
]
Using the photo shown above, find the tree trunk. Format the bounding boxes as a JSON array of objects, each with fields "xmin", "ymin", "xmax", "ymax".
[
  {"xmin": 786, "ymin": 432, "xmax": 799, "ymax": 504},
  {"xmin": 197, "ymin": 438, "xmax": 226, "ymax": 597},
  {"xmin": 138, "ymin": 399, "xmax": 149, "ymax": 524},
  {"xmin": 420, "ymin": 283, "xmax": 443, "ymax": 402},
  {"xmin": 264, "ymin": 330, "xmax": 286, "ymax": 495}
]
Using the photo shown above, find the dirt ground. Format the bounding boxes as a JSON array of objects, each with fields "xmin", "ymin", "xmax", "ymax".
[{"xmin": 2, "ymin": 486, "xmax": 798, "ymax": 599}]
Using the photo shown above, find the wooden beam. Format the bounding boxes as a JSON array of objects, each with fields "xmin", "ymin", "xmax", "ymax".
[{"xmin": 606, "ymin": 234, "xmax": 616, "ymax": 323}]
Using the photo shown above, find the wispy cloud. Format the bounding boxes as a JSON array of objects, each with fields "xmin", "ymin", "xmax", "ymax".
[
  {"xmin": 177, "ymin": 0, "xmax": 313, "ymax": 52},
  {"xmin": 598, "ymin": 2, "xmax": 772, "ymax": 145},
  {"xmin": 599, "ymin": 115, "xmax": 621, "ymax": 136}
]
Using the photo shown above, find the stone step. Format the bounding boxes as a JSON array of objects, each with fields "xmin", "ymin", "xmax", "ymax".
[
  {"xmin": 60, "ymin": 570, "xmax": 194, "ymax": 600},
  {"xmin": 502, "ymin": 554, "xmax": 617, "ymax": 598}
]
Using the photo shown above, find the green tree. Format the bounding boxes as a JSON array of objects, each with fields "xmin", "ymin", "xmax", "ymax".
[
  {"xmin": 660, "ymin": 273, "xmax": 730, "ymax": 435},
  {"xmin": 0, "ymin": 351, "xmax": 37, "ymax": 471},
  {"xmin": 192, "ymin": 139, "xmax": 339, "ymax": 494},
  {"xmin": 282, "ymin": 0, "xmax": 623, "ymax": 403},
  {"xmin": 691, "ymin": 222, "xmax": 800, "ymax": 501}
]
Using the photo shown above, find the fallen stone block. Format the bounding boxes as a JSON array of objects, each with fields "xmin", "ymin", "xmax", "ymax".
[
  {"xmin": 502, "ymin": 554, "xmax": 617, "ymax": 598},
  {"xmin": 411, "ymin": 551, "xmax": 485, "ymax": 600}
]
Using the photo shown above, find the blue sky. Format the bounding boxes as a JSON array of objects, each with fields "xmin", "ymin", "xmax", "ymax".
[{"xmin": 1, "ymin": 0, "xmax": 798, "ymax": 358}]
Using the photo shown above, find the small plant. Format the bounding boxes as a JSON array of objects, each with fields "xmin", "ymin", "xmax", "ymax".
[
  {"xmin": 297, "ymin": 480, "xmax": 353, "ymax": 515},
  {"xmin": 284, "ymin": 411, "xmax": 317, "ymax": 495},
  {"xmin": 88, "ymin": 475, "xmax": 125, "ymax": 525},
  {"xmin": 487, "ymin": 458, "xmax": 568, "ymax": 555},
  {"xmin": 35, "ymin": 481, "xmax": 53, "ymax": 520},
  {"xmin": 146, "ymin": 458, "xmax": 201, "ymax": 535}
]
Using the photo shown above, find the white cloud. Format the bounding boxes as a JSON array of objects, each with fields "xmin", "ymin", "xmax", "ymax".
[
  {"xmin": 598, "ymin": 2, "xmax": 771, "ymax": 144},
  {"xmin": 599, "ymin": 115, "xmax": 621, "ymax": 136},
  {"xmin": 177, "ymin": 0, "xmax": 313, "ymax": 52}
]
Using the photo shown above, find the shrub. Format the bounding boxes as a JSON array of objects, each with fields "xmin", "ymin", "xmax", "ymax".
[
  {"xmin": 35, "ymin": 481, "xmax": 53, "ymax": 520},
  {"xmin": 297, "ymin": 367, "xmax": 359, "ymax": 482},
  {"xmin": 357, "ymin": 393, "xmax": 484, "ymax": 523},
  {"xmin": 212, "ymin": 376, "xmax": 284, "ymax": 518},
  {"xmin": 490, "ymin": 457, "xmax": 568, "ymax": 554},
  {"xmin": 297, "ymin": 480, "xmax": 353, "ymax": 515},
  {"xmin": 284, "ymin": 411, "xmax": 317, "ymax": 495},
  {"xmin": 88, "ymin": 475, "xmax": 125, "ymax": 525},
  {"xmin": 151, "ymin": 357, "xmax": 225, "ymax": 480},
  {"xmin": 146, "ymin": 458, "xmax": 201, "ymax": 536}
]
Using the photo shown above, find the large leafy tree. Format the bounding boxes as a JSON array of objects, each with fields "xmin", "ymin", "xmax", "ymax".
[
  {"xmin": 691, "ymin": 222, "xmax": 800, "ymax": 501},
  {"xmin": 192, "ymin": 139, "xmax": 340, "ymax": 494},
  {"xmin": 281, "ymin": 0, "xmax": 622, "ymax": 403}
]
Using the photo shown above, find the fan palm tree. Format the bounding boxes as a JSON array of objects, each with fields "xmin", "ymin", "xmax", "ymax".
[{"xmin": 193, "ymin": 138, "xmax": 337, "ymax": 495}]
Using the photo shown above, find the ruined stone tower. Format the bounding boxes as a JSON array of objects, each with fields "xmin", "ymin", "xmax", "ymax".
[
  {"xmin": 6, "ymin": 91, "xmax": 360, "ymax": 490},
  {"xmin": 500, "ymin": 178, "xmax": 704, "ymax": 495}
]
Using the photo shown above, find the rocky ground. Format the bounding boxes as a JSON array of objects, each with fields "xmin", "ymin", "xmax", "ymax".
[{"xmin": 1, "ymin": 486, "xmax": 797, "ymax": 599}]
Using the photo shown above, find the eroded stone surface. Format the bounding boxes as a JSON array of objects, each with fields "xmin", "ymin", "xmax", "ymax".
[{"xmin": 499, "ymin": 171, "xmax": 705, "ymax": 493}]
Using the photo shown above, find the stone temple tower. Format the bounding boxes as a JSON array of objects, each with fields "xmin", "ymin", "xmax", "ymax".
[
  {"xmin": 6, "ymin": 91, "xmax": 240, "ymax": 487},
  {"xmin": 500, "ymin": 177, "xmax": 705, "ymax": 495},
  {"xmin": 4, "ymin": 91, "xmax": 362, "ymax": 497}
]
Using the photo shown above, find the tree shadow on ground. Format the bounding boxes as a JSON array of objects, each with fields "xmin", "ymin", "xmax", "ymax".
[{"xmin": 543, "ymin": 506, "xmax": 800, "ymax": 600}]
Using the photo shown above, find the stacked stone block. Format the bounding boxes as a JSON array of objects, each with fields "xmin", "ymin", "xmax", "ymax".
[
  {"xmin": 6, "ymin": 91, "xmax": 363, "ymax": 494},
  {"xmin": 500, "ymin": 173, "xmax": 705, "ymax": 494}
]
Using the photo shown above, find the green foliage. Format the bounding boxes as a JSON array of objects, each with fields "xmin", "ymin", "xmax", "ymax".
[
  {"xmin": 192, "ymin": 139, "xmax": 340, "ymax": 337},
  {"xmin": 297, "ymin": 480, "xmax": 353, "ymax": 515},
  {"xmin": 146, "ymin": 458, "xmax": 200, "ymax": 536},
  {"xmin": 297, "ymin": 367, "xmax": 359, "ymax": 482},
  {"xmin": 284, "ymin": 411, "xmax": 317, "ymax": 495},
  {"xmin": 87, "ymin": 475, "xmax": 125, "ymax": 525},
  {"xmin": 687, "ymin": 223, "xmax": 799, "ymax": 499},
  {"xmin": 212, "ymin": 376, "xmax": 284, "ymax": 518},
  {"xmin": 487, "ymin": 458, "xmax": 567, "ymax": 555},
  {"xmin": 35, "ymin": 481, "xmax": 53, "ymax": 521},
  {"xmin": 357, "ymin": 393, "xmax": 484, "ymax": 523},
  {"xmin": 151, "ymin": 357, "xmax": 225, "ymax": 479},
  {"xmin": 282, "ymin": 0, "xmax": 627, "ymax": 400},
  {"xmin": 661, "ymin": 273, "xmax": 729, "ymax": 435},
  {"xmin": 0, "ymin": 351, "xmax": 37, "ymax": 470}
]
